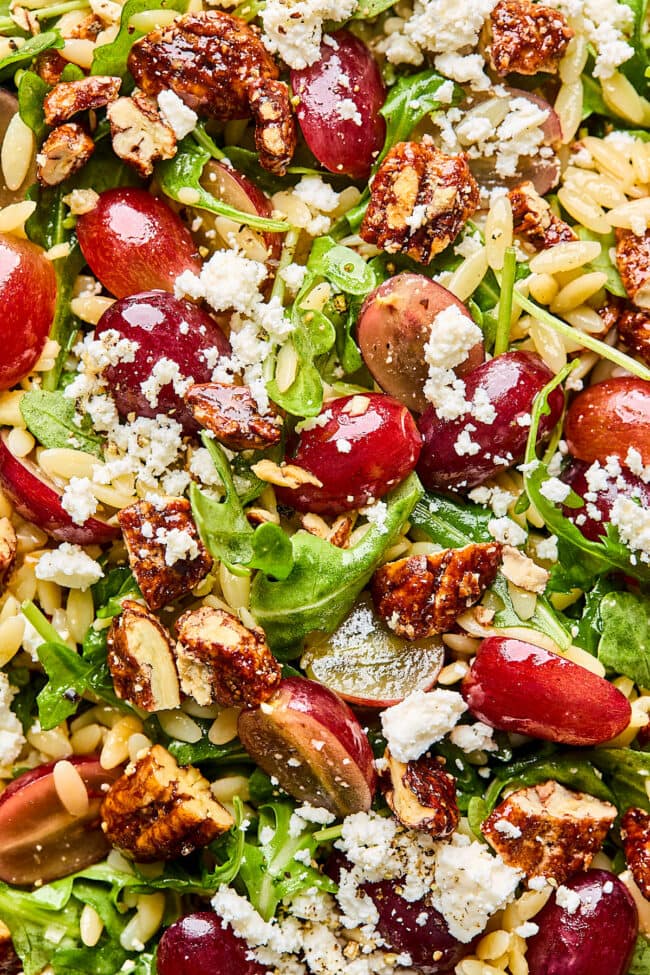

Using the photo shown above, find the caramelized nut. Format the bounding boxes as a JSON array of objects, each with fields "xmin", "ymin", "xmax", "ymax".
[
  {"xmin": 621, "ymin": 807, "xmax": 650, "ymax": 900},
  {"xmin": 487, "ymin": 0, "xmax": 573, "ymax": 76},
  {"xmin": 37, "ymin": 123, "xmax": 95, "ymax": 187},
  {"xmin": 107, "ymin": 600, "xmax": 180, "ymax": 712},
  {"xmin": 107, "ymin": 91, "xmax": 177, "ymax": 177},
  {"xmin": 43, "ymin": 76, "xmax": 121, "ymax": 126},
  {"xmin": 186, "ymin": 382, "xmax": 283, "ymax": 450},
  {"xmin": 616, "ymin": 229, "xmax": 650, "ymax": 310},
  {"xmin": 383, "ymin": 749, "xmax": 459, "ymax": 837},
  {"xmin": 509, "ymin": 180, "xmax": 577, "ymax": 251}
]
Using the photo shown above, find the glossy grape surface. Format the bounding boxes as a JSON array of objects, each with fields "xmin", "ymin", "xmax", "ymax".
[{"xmin": 0, "ymin": 234, "xmax": 56, "ymax": 389}]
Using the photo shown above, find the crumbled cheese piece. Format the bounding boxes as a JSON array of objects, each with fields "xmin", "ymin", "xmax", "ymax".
[
  {"xmin": 336, "ymin": 438, "xmax": 352, "ymax": 454},
  {"xmin": 381, "ymin": 688, "xmax": 467, "ymax": 762},
  {"xmin": 468, "ymin": 485, "xmax": 516, "ymax": 517},
  {"xmin": 61, "ymin": 476, "xmax": 98, "ymax": 525},
  {"xmin": 539, "ymin": 477, "xmax": 571, "ymax": 503},
  {"xmin": 422, "ymin": 305, "xmax": 486, "ymax": 422},
  {"xmin": 140, "ymin": 357, "xmax": 193, "ymax": 408},
  {"xmin": 494, "ymin": 818, "xmax": 523, "ymax": 839},
  {"xmin": 175, "ymin": 250, "xmax": 267, "ymax": 317},
  {"xmin": 261, "ymin": 0, "xmax": 358, "ymax": 69},
  {"xmin": 449, "ymin": 721, "xmax": 497, "ymax": 753},
  {"xmin": 625, "ymin": 446, "xmax": 650, "ymax": 483},
  {"xmin": 289, "ymin": 803, "xmax": 336, "ymax": 837},
  {"xmin": 488, "ymin": 516, "xmax": 527, "ymax": 547},
  {"xmin": 155, "ymin": 526, "xmax": 199, "ymax": 566},
  {"xmin": 515, "ymin": 921, "xmax": 539, "ymax": 938},
  {"xmin": 280, "ymin": 262, "xmax": 308, "ymax": 294},
  {"xmin": 35, "ymin": 543, "xmax": 104, "ymax": 590},
  {"xmin": 361, "ymin": 500, "xmax": 388, "ymax": 533},
  {"xmin": 157, "ymin": 89, "xmax": 198, "ymax": 139},
  {"xmin": 536, "ymin": 535, "xmax": 559, "ymax": 562},
  {"xmin": 556, "ymin": 885, "xmax": 581, "ymax": 915},
  {"xmin": 432, "ymin": 833, "xmax": 522, "ymax": 942},
  {"xmin": 337, "ymin": 97, "xmax": 362, "ymax": 126},
  {"xmin": 293, "ymin": 175, "xmax": 341, "ymax": 213},
  {"xmin": 555, "ymin": 0, "xmax": 633, "ymax": 78},
  {"xmin": 611, "ymin": 497, "xmax": 650, "ymax": 562},
  {"xmin": 0, "ymin": 673, "xmax": 25, "ymax": 767}
]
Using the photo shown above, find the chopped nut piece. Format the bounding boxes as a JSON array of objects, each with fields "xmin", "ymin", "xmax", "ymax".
[
  {"xmin": 483, "ymin": 780, "xmax": 617, "ymax": 884},
  {"xmin": 360, "ymin": 137, "xmax": 479, "ymax": 264},
  {"xmin": 43, "ymin": 76, "xmax": 121, "ymax": 126},
  {"xmin": 107, "ymin": 91, "xmax": 177, "ymax": 178},
  {"xmin": 107, "ymin": 600, "xmax": 180, "ymax": 712},
  {"xmin": 175, "ymin": 605, "xmax": 282, "ymax": 708},
  {"xmin": 0, "ymin": 517, "xmax": 16, "ymax": 590},
  {"xmin": 35, "ymin": 50, "xmax": 68, "ymax": 85},
  {"xmin": 487, "ymin": 0, "xmax": 573, "ymax": 76},
  {"xmin": 372, "ymin": 542, "xmax": 502, "ymax": 640},
  {"xmin": 251, "ymin": 459, "xmax": 323, "ymax": 490},
  {"xmin": 616, "ymin": 229, "xmax": 650, "ymax": 310},
  {"xmin": 63, "ymin": 187, "xmax": 99, "ymax": 215},
  {"xmin": 66, "ymin": 12, "xmax": 104, "ymax": 38},
  {"xmin": 127, "ymin": 11, "xmax": 296, "ymax": 174},
  {"xmin": 101, "ymin": 744, "xmax": 233, "ymax": 860},
  {"xmin": 301, "ymin": 511, "xmax": 356, "ymax": 548},
  {"xmin": 383, "ymin": 749, "xmax": 459, "ymax": 837},
  {"xmin": 186, "ymin": 382, "xmax": 283, "ymax": 450},
  {"xmin": 37, "ymin": 123, "xmax": 95, "ymax": 187},
  {"xmin": 509, "ymin": 180, "xmax": 577, "ymax": 250},
  {"xmin": 0, "ymin": 928, "xmax": 20, "ymax": 975},
  {"xmin": 621, "ymin": 807, "xmax": 650, "ymax": 900},
  {"xmin": 118, "ymin": 498, "xmax": 213, "ymax": 611},
  {"xmin": 501, "ymin": 545, "xmax": 549, "ymax": 594},
  {"xmin": 618, "ymin": 307, "xmax": 650, "ymax": 365}
]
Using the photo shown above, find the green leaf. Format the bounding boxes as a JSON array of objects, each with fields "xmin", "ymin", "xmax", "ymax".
[
  {"xmin": 352, "ymin": 0, "xmax": 398, "ymax": 16},
  {"xmin": 18, "ymin": 70, "xmax": 49, "ymax": 140},
  {"xmin": 491, "ymin": 573, "xmax": 572, "ymax": 651},
  {"xmin": 157, "ymin": 138, "xmax": 290, "ymax": 233},
  {"xmin": 0, "ymin": 881, "xmax": 81, "ymax": 975},
  {"xmin": 588, "ymin": 747, "xmax": 650, "ymax": 812},
  {"xmin": 308, "ymin": 237, "xmax": 377, "ymax": 296},
  {"xmin": 410, "ymin": 492, "xmax": 493, "ymax": 547},
  {"xmin": 19, "ymin": 390, "xmax": 103, "ymax": 456},
  {"xmin": 265, "ymin": 305, "xmax": 336, "ymax": 417},
  {"xmin": 576, "ymin": 228, "xmax": 626, "ymax": 297},
  {"xmin": 598, "ymin": 590, "xmax": 650, "ymax": 686},
  {"xmin": 484, "ymin": 752, "xmax": 616, "ymax": 813},
  {"xmin": 620, "ymin": 0, "xmax": 649, "ymax": 94},
  {"xmin": 0, "ymin": 31, "xmax": 62, "ymax": 80},
  {"xmin": 91, "ymin": 0, "xmax": 187, "ymax": 76},
  {"xmin": 582, "ymin": 75, "xmax": 608, "ymax": 119},
  {"xmin": 630, "ymin": 936, "xmax": 650, "ymax": 974},
  {"xmin": 36, "ymin": 640, "xmax": 122, "ymax": 730},
  {"xmin": 250, "ymin": 473, "xmax": 422, "ymax": 656},
  {"xmin": 248, "ymin": 522, "xmax": 294, "ymax": 579}
]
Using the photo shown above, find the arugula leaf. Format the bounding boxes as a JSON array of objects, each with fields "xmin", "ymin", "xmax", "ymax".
[
  {"xmin": 18, "ymin": 70, "xmax": 49, "ymax": 140},
  {"xmin": 0, "ymin": 882, "xmax": 81, "ymax": 975},
  {"xmin": 572, "ymin": 577, "xmax": 617, "ymax": 654},
  {"xmin": 19, "ymin": 390, "xmax": 103, "ymax": 456},
  {"xmin": 0, "ymin": 31, "xmax": 62, "ymax": 80},
  {"xmin": 238, "ymin": 801, "xmax": 337, "ymax": 920},
  {"xmin": 588, "ymin": 747, "xmax": 650, "ymax": 812},
  {"xmin": 576, "ymin": 228, "xmax": 626, "ymax": 297},
  {"xmin": 630, "ymin": 936, "xmax": 650, "ymax": 974},
  {"xmin": 250, "ymin": 473, "xmax": 422, "ymax": 656},
  {"xmin": 91, "ymin": 565, "xmax": 140, "ymax": 618},
  {"xmin": 491, "ymin": 573, "xmax": 572, "ymax": 651},
  {"xmin": 620, "ymin": 0, "xmax": 649, "ymax": 94},
  {"xmin": 483, "ymin": 751, "xmax": 616, "ymax": 813},
  {"xmin": 352, "ymin": 0, "xmax": 397, "ymax": 13},
  {"xmin": 410, "ymin": 492, "xmax": 493, "ymax": 547},
  {"xmin": 598, "ymin": 590, "xmax": 650, "ymax": 686},
  {"xmin": 91, "ymin": 0, "xmax": 187, "ymax": 76},
  {"xmin": 157, "ymin": 138, "xmax": 290, "ymax": 233},
  {"xmin": 7, "ymin": 665, "xmax": 44, "ymax": 732}
]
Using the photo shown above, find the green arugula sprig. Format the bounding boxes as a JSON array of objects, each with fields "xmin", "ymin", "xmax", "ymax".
[{"xmin": 19, "ymin": 389, "xmax": 103, "ymax": 456}]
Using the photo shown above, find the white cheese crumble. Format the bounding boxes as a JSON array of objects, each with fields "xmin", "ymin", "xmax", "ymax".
[
  {"xmin": 157, "ymin": 89, "xmax": 198, "ymax": 139},
  {"xmin": 155, "ymin": 526, "xmax": 199, "ymax": 566},
  {"xmin": 140, "ymin": 357, "xmax": 193, "ymax": 408},
  {"xmin": 493, "ymin": 818, "xmax": 522, "ymax": 839},
  {"xmin": 175, "ymin": 249, "xmax": 267, "ymax": 317},
  {"xmin": 539, "ymin": 477, "xmax": 571, "ymax": 503},
  {"xmin": 35, "ymin": 543, "xmax": 104, "ymax": 590},
  {"xmin": 554, "ymin": 0, "xmax": 633, "ymax": 78},
  {"xmin": 280, "ymin": 262, "xmax": 308, "ymax": 294},
  {"xmin": 422, "ymin": 304, "xmax": 488, "ymax": 423},
  {"xmin": 260, "ymin": 0, "xmax": 358, "ymax": 69},
  {"xmin": 380, "ymin": 688, "xmax": 468, "ymax": 762},
  {"xmin": 536, "ymin": 534, "xmax": 559, "ymax": 562},
  {"xmin": 611, "ymin": 497, "xmax": 650, "ymax": 563},
  {"xmin": 449, "ymin": 721, "xmax": 497, "ymax": 753},
  {"xmin": 0, "ymin": 673, "xmax": 25, "ymax": 767},
  {"xmin": 556, "ymin": 885, "xmax": 581, "ymax": 915},
  {"xmin": 61, "ymin": 476, "xmax": 98, "ymax": 526},
  {"xmin": 488, "ymin": 516, "xmax": 527, "ymax": 547}
]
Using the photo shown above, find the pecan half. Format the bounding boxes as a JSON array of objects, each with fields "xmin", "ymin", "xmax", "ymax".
[
  {"xmin": 118, "ymin": 498, "xmax": 213, "ymax": 611},
  {"xmin": 360, "ymin": 136, "xmax": 479, "ymax": 264},
  {"xmin": 621, "ymin": 807, "xmax": 650, "ymax": 900},
  {"xmin": 127, "ymin": 11, "xmax": 296, "ymax": 174},
  {"xmin": 383, "ymin": 749, "xmax": 459, "ymax": 837},
  {"xmin": 186, "ymin": 382, "xmax": 283, "ymax": 450},
  {"xmin": 487, "ymin": 0, "xmax": 573, "ymax": 76},
  {"xmin": 175, "ymin": 605, "xmax": 281, "ymax": 708},
  {"xmin": 509, "ymin": 180, "xmax": 577, "ymax": 251},
  {"xmin": 482, "ymin": 780, "xmax": 617, "ymax": 884},
  {"xmin": 372, "ymin": 542, "xmax": 502, "ymax": 640},
  {"xmin": 43, "ymin": 76, "xmax": 121, "ymax": 126},
  {"xmin": 618, "ymin": 307, "xmax": 650, "ymax": 365},
  {"xmin": 107, "ymin": 91, "xmax": 177, "ymax": 177},
  {"xmin": 616, "ymin": 229, "xmax": 650, "ymax": 309},
  {"xmin": 0, "ymin": 518, "xmax": 16, "ymax": 591},
  {"xmin": 107, "ymin": 600, "xmax": 181, "ymax": 712},
  {"xmin": 34, "ymin": 50, "xmax": 68, "ymax": 86},
  {"xmin": 101, "ymin": 745, "xmax": 233, "ymax": 861},
  {"xmin": 37, "ymin": 123, "xmax": 94, "ymax": 187}
]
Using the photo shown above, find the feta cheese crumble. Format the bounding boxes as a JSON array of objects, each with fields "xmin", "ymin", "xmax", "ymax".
[
  {"xmin": 157, "ymin": 89, "xmax": 198, "ymax": 139},
  {"xmin": 261, "ymin": 0, "xmax": 358, "ymax": 69},
  {"xmin": 35, "ymin": 543, "xmax": 104, "ymax": 590},
  {"xmin": 0, "ymin": 673, "xmax": 25, "ymax": 767},
  {"xmin": 380, "ymin": 688, "xmax": 468, "ymax": 762}
]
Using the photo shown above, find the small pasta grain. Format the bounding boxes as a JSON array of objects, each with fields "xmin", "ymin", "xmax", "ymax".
[
  {"xmin": 219, "ymin": 562, "xmax": 250, "ymax": 611},
  {"xmin": 0, "ymin": 615, "xmax": 25, "ymax": 666},
  {"xmin": 6, "ymin": 427, "xmax": 34, "ymax": 458},
  {"xmin": 554, "ymin": 80, "xmax": 583, "ymax": 144},
  {"xmin": 66, "ymin": 588, "xmax": 95, "ymax": 644},
  {"xmin": 528, "ymin": 240, "xmax": 601, "ymax": 275},
  {"xmin": 157, "ymin": 710, "xmax": 202, "ymax": 744},
  {"xmin": 100, "ymin": 715, "xmax": 144, "ymax": 769},
  {"xmin": 80, "ymin": 904, "xmax": 104, "ymax": 947},
  {"xmin": 53, "ymin": 759, "xmax": 89, "ymax": 816},
  {"xmin": 211, "ymin": 774, "xmax": 251, "ymax": 804},
  {"xmin": 70, "ymin": 722, "xmax": 104, "ymax": 755},
  {"xmin": 37, "ymin": 447, "xmax": 95, "ymax": 482},
  {"xmin": 1, "ymin": 113, "xmax": 35, "ymax": 192},
  {"xmin": 208, "ymin": 707, "xmax": 241, "ymax": 745},
  {"xmin": 447, "ymin": 247, "xmax": 489, "ymax": 300},
  {"xmin": 550, "ymin": 271, "xmax": 608, "ymax": 313},
  {"xmin": 485, "ymin": 196, "xmax": 513, "ymax": 271}
]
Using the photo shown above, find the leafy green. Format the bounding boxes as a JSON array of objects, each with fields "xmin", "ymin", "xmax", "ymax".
[
  {"xmin": 91, "ymin": 0, "xmax": 187, "ymax": 76},
  {"xmin": 18, "ymin": 70, "xmax": 49, "ymax": 140},
  {"xmin": 630, "ymin": 936, "xmax": 650, "ymax": 974},
  {"xmin": 238, "ymin": 801, "xmax": 336, "ymax": 920},
  {"xmin": 250, "ymin": 473, "xmax": 422, "ymax": 656},
  {"xmin": 620, "ymin": 0, "xmax": 649, "ymax": 94},
  {"xmin": 91, "ymin": 565, "xmax": 140, "ymax": 618},
  {"xmin": 19, "ymin": 390, "xmax": 103, "ymax": 456},
  {"xmin": 571, "ymin": 577, "xmax": 616, "ymax": 654},
  {"xmin": 582, "ymin": 75, "xmax": 609, "ymax": 119},
  {"xmin": 491, "ymin": 573, "xmax": 572, "ymax": 651},
  {"xmin": 588, "ymin": 748, "xmax": 650, "ymax": 812},
  {"xmin": 483, "ymin": 751, "xmax": 616, "ymax": 813},
  {"xmin": 191, "ymin": 436, "xmax": 293, "ymax": 578},
  {"xmin": 352, "ymin": 0, "xmax": 397, "ymax": 15},
  {"xmin": 598, "ymin": 590, "xmax": 650, "ymax": 686},
  {"xmin": 434, "ymin": 739, "xmax": 485, "ymax": 812},
  {"xmin": 157, "ymin": 138, "xmax": 290, "ymax": 232},
  {"xmin": 6, "ymin": 665, "xmax": 44, "ymax": 732},
  {"xmin": 0, "ymin": 31, "xmax": 62, "ymax": 80},
  {"xmin": 410, "ymin": 492, "xmax": 493, "ymax": 547},
  {"xmin": 0, "ymin": 882, "xmax": 82, "ymax": 975},
  {"xmin": 577, "ymin": 228, "xmax": 626, "ymax": 297}
]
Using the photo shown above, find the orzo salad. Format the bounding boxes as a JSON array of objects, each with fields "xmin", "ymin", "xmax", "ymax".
[{"xmin": 1, "ymin": 0, "xmax": 650, "ymax": 972}]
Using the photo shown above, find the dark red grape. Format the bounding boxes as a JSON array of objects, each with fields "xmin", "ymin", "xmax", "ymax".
[
  {"xmin": 292, "ymin": 31, "xmax": 386, "ymax": 180},
  {"xmin": 95, "ymin": 290, "xmax": 230, "ymax": 429},
  {"xmin": 561, "ymin": 458, "xmax": 650, "ymax": 542},
  {"xmin": 76, "ymin": 188, "xmax": 200, "ymax": 297},
  {"xmin": 417, "ymin": 351, "xmax": 564, "ymax": 491},
  {"xmin": 157, "ymin": 913, "xmax": 265, "ymax": 975},
  {"xmin": 565, "ymin": 377, "xmax": 650, "ymax": 467},
  {"xmin": 0, "ymin": 234, "xmax": 56, "ymax": 389},
  {"xmin": 276, "ymin": 393, "xmax": 422, "ymax": 514}
]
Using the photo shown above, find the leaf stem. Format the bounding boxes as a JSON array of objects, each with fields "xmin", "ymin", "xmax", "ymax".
[
  {"xmin": 513, "ymin": 291, "xmax": 650, "ymax": 382},
  {"xmin": 21, "ymin": 600, "xmax": 64, "ymax": 645},
  {"xmin": 36, "ymin": 0, "xmax": 88, "ymax": 18},
  {"xmin": 270, "ymin": 227, "xmax": 300, "ymax": 303},
  {"xmin": 191, "ymin": 124, "xmax": 225, "ymax": 161},
  {"xmin": 493, "ymin": 247, "xmax": 516, "ymax": 355},
  {"xmin": 312, "ymin": 824, "xmax": 343, "ymax": 843}
]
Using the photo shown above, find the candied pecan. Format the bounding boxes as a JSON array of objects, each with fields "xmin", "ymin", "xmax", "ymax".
[
  {"xmin": 186, "ymin": 382, "xmax": 283, "ymax": 450},
  {"xmin": 35, "ymin": 50, "xmax": 68, "ymax": 86},
  {"xmin": 616, "ymin": 229, "xmax": 650, "ymax": 309},
  {"xmin": 621, "ymin": 807, "xmax": 650, "ymax": 900},
  {"xmin": 0, "ymin": 929, "xmax": 21, "ymax": 975},
  {"xmin": 360, "ymin": 137, "xmax": 479, "ymax": 264},
  {"xmin": 107, "ymin": 600, "xmax": 181, "ymax": 712},
  {"xmin": 0, "ymin": 518, "xmax": 16, "ymax": 590},
  {"xmin": 66, "ymin": 13, "xmax": 105, "ymax": 38},
  {"xmin": 383, "ymin": 749, "xmax": 459, "ymax": 837},
  {"xmin": 127, "ymin": 11, "xmax": 296, "ymax": 174},
  {"xmin": 175, "ymin": 605, "xmax": 281, "ymax": 708},
  {"xmin": 483, "ymin": 780, "xmax": 617, "ymax": 884},
  {"xmin": 372, "ymin": 542, "xmax": 502, "ymax": 640},
  {"xmin": 43, "ymin": 76, "xmax": 121, "ymax": 127},
  {"xmin": 300, "ymin": 512, "xmax": 357, "ymax": 548},
  {"xmin": 101, "ymin": 745, "xmax": 233, "ymax": 861},
  {"xmin": 487, "ymin": 0, "xmax": 573, "ymax": 76},
  {"xmin": 509, "ymin": 180, "xmax": 577, "ymax": 250},
  {"xmin": 37, "ymin": 123, "xmax": 95, "ymax": 187},
  {"xmin": 501, "ymin": 545, "xmax": 549, "ymax": 593},
  {"xmin": 117, "ymin": 498, "xmax": 213, "ymax": 611},
  {"xmin": 618, "ymin": 307, "xmax": 650, "ymax": 365},
  {"xmin": 107, "ymin": 91, "xmax": 177, "ymax": 178},
  {"xmin": 251, "ymin": 459, "xmax": 323, "ymax": 490}
]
